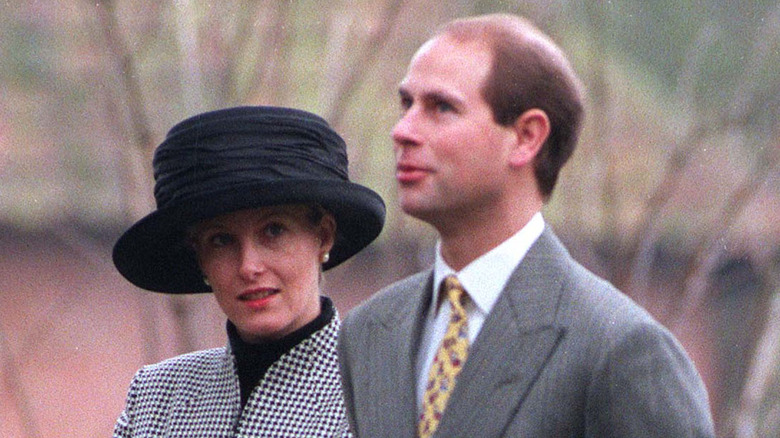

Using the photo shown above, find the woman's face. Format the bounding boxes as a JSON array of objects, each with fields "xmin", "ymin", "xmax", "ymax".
[{"xmin": 190, "ymin": 205, "xmax": 335, "ymax": 343}]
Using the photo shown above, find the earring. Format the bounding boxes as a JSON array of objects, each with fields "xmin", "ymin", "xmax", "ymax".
[
  {"xmin": 321, "ymin": 252, "xmax": 330, "ymax": 264},
  {"xmin": 203, "ymin": 277, "xmax": 211, "ymax": 287}
]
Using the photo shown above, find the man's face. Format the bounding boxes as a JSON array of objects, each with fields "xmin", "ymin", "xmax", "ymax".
[{"xmin": 392, "ymin": 35, "xmax": 517, "ymax": 229}]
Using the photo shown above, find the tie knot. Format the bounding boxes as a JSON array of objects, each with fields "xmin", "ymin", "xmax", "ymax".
[{"xmin": 441, "ymin": 275, "xmax": 468, "ymax": 310}]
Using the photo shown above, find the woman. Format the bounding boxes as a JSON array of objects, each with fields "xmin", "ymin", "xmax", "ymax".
[{"xmin": 111, "ymin": 106, "xmax": 385, "ymax": 437}]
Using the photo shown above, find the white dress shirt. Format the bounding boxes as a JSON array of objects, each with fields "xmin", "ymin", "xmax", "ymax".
[{"xmin": 416, "ymin": 212, "xmax": 545, "ymax": 410}]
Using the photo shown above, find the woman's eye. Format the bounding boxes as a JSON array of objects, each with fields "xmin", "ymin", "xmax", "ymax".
[
  {"xmin": 208, "ymin": 233, "xmax": 233, "ymax": 247},
  {"xmin": 264, "ymin": 223, "xmax": 285, "ymax": 238}
]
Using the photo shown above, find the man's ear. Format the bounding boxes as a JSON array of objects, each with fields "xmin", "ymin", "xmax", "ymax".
[{"xmin": 508, "ymin": 108, "xmax": 550, "ymax": 168}]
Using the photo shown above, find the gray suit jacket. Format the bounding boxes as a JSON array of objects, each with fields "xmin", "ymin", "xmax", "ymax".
[{"xmin": 338, "ymin": 228, "xmax": 714, "ymax": 437}]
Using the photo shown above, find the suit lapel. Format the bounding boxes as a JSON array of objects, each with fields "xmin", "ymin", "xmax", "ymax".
[
  {"xmin": 433, "ymin": 229, "xmax": 568, "ymax": 437},
  {"xmin": 368, "ymin": 273, "xmax": 433, "ymax": 437}
]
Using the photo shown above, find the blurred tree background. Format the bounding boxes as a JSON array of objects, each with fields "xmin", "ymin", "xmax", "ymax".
[{"xmin": 0, "ymin": 0, "xmax": 777, "ymax": 436}]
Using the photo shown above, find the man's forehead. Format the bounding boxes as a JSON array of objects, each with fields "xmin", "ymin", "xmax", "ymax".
[
  {"xmin": 411, "ymin": 34, "xmax": 491, "ymax": 62},
  {"xmin": 399, "ymin": 36, "xmax": 491, "ymax": 91}
]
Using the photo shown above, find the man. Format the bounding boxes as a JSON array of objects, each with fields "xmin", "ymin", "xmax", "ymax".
[{"xmin": 338, "ymin": 13, "xmax": 715, "ymax": 438}]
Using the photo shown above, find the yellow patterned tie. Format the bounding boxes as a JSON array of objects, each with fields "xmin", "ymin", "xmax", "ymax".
[{"xmin": 418, "ymin": 275, "xmax": 470, "ymax": 438}]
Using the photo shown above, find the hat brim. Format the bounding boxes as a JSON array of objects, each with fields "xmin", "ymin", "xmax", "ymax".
[{"xmin": 112, "ymin": 179, "xmax": 385, "ymax": 293}]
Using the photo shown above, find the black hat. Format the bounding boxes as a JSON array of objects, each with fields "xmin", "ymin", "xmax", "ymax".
[{"xmin": 112, "ymin": 106, "xmax": 385, "ymax": 293}]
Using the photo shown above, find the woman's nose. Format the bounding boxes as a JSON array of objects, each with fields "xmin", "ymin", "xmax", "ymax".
[{"xmin": 238, "ymin": 242, "xmax": 266, "ymax": 280}]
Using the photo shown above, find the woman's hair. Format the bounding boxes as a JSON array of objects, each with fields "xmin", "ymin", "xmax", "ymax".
[
  {"xmin": 440, "ymin": 14, "xmax": 585, "ymax": 200},
  {"xmin": 185, "ymin": 204, "xmax": 332, "ymax": 252},
  {"xmin": 305, "ymin": 204, "xmax": 328, "ymax": 228}
]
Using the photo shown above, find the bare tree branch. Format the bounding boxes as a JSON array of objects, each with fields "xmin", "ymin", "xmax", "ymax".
[
  {"xmin": 94, "ymin": 0, "xmax": 155, "ymax": 160},
  {"xmin": 624, "ymin": 123, "xmax": 709, "ymax": 297},
  {"xmin": 92, "ymin": 0, "xmax": 157, "ymax": 220},
  {"xmin": 92, "ymin": 0, "xmax": 174, "ymax": 362},
  {"xmin": 583, "ymin": 2, "xmax": 624, "ymax": 285},
  {"xmin": 239, "ymin": 1, "xmax": 294, "ymax": 104},
  {"xmin": 218, "ymin": 1, "xmax": 263, "ymax": 103},
  {"xmin": 674, "ymin": 23, "xmax": 721, "ymax": 115},
  {"xmin": 734, "ymin": 280, "xmax": 780, "ymax": 438},
  {"xmin": 670, "ymin": 142, "xmax": 779, "ymax": 327},
  {"xmin": 173, "ymin": 0, "xmax": 206, "ymax": 112},
  {"xmin": 624, "ymin": 22, "xmax": 722, "ymax": 297},
  {"xmin": 323, "ymin": 0, "xmax": 407, "ymax": 128},
  {"xmin": 626, "ymin": 3, "xmax": 780, "ymax": 301},
  {"xmin": 665, "ymin": 0, "xmax": 780, "ymax": 325},
  {"xmin": 730, "ymin": 1, "xmax": 780, "ymax": 121}
]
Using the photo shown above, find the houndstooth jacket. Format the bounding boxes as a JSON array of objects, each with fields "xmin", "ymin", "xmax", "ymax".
[{"xmin": 113, "ymin": 315, "xmax": 351, "ymax": 437}]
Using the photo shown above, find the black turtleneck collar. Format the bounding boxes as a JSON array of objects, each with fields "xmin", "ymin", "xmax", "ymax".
[{"xmin": 227, "ymin": 296, "xmax": 335, "ymax": 408}]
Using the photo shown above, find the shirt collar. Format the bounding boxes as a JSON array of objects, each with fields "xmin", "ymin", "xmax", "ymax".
[{"xmin": 433, "ymin": 212, "xmax": 545, "ymax": 315}]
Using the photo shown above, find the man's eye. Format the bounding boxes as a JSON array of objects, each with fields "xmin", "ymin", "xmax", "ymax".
[
  {"xmin": 399, "ymin": 96, "xmax": 412, "ymax": 112},
  {"xmin": 435, "ymin": 101, "xmax": 454, "ymax": 113}
]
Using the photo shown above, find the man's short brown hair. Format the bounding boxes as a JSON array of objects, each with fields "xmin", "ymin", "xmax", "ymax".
[{"xmin": 440, "ymin": 14, "xmax": 585, "ymax": 200}]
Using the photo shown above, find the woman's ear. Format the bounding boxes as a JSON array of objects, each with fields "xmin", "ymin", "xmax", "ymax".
[
  {"xmin": 508, "ymin": 108, "xmax": 550, "ymax": 168},
  {"xmin": 318, "ymin": 213, "xmax": 337, "ymax": 254}
]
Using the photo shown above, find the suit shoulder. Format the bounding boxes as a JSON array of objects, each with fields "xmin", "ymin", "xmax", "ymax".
[
  {"xmin": 528, "ymin": 228, "xmax": 643, "ymax": 320},
  {"xmin": 550, "ymin": 253, "xmax": 678, "ymax": 357},
  {"xmin": 137, "ymin": 347, "xmax": 229, "ymax": 383},
  {"xmin": 567, "ymin": 261, "xmax": 653, "ymax": 322},
  {"xmin": 343, "ymin": 271, "xmax": 429, "ymax": 327},
  {"xmin": 358, "ymin": 270, "xmax": 428, "ymax": 312}
]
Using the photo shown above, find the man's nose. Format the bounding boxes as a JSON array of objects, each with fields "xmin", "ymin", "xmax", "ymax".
[{"xmin": 391, "ymin": 110, "xmax": 422, "ymax": 149}]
